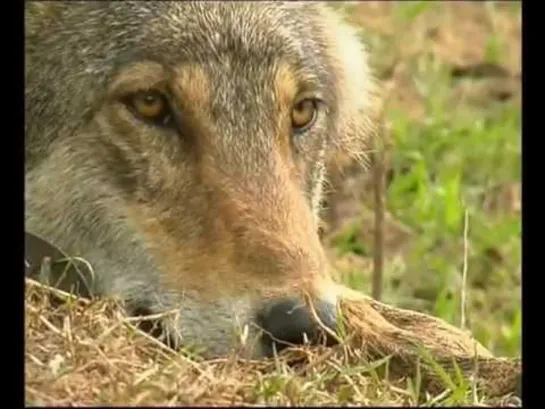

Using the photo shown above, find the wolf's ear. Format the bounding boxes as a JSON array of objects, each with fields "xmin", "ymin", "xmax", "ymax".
[{"xmin": 318, "ymin": 6, "xmax": 382, "ymax": 167}]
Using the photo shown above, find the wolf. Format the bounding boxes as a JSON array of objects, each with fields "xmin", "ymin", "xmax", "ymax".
[{"xmin": 25, "ymin": 1, "xmax": 378, "ymax": 358}]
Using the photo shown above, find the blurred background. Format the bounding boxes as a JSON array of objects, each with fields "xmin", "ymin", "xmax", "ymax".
[{"xmin": 321, "ymin": 1, "xmax": 521, "ymax": 357}]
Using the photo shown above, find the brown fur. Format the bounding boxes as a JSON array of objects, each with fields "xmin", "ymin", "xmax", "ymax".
[{"xmin": 25, "ymin": 1, "xmax": 378, "ymax": 357}]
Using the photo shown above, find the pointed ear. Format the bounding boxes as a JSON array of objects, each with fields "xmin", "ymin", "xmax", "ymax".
[{"xmin": 318, "ymin": 6, "xmax": 382, "ymax": 168}]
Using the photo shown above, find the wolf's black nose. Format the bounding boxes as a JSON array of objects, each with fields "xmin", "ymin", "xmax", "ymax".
[{"xmin": 256, "ymin": 297, "xmax": 338, "ymax": 356}]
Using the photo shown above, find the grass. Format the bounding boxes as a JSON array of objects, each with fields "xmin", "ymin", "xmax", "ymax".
[
  {"xmin": 25, "ymin": 1, "xmax": 521, "ymax": 406},
  {"xmin": 25, "ymin": 278, "xmax": 521, "ymax": 406},
  {"xmin": 328, "ymin": 1, "xmax": 521, "ymax": 359}
]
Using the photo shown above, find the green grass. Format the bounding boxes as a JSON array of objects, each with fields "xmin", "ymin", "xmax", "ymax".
[{"xmin": 332, "ymin": 1, "xmax": 521, "ymax": 359}]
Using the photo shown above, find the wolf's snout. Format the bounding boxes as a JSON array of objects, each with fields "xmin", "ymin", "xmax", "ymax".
[{"xmin": 256, "ymin": 297, "xmax": 339, "ymax": 356}]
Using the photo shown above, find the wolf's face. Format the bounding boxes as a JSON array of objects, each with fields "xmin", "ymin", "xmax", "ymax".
[{"xmin": 25, "ymin": 1, "xmax": 377, "ymax": 358}]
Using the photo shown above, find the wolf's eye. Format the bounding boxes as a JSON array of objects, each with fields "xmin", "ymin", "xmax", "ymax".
[
  {"xmin": 291, "ymin": 99, "xmax": 318, "ymax": 132},
  {"xmin": 127, "ymin": 90, "xmax": 172, "ymax": 126}
]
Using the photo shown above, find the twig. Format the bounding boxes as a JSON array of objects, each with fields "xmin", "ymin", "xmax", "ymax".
[
  {"xmin": 461, "ymin": 209, "xmax": 470, "ymax": 331},
  {"xmin": 372, "ymin": 135, "xmax": 385, "ymax": 301},
  {"xmin": 371, "ymin": 59, "xmax": 401, "ymax": 301}
]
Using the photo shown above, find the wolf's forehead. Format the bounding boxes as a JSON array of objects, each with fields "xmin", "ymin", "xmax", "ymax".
[
  {"xmin": 139, "ymin": 2, "xmax": 324, "ymax": 68},
  {"xmin": 107, "ymin": 2, "xmax": 334, "ymax": 103}
]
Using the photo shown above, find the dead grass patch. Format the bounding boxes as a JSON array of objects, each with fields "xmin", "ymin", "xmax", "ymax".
[{"xmin": 25, "ymin": 279, "xmax": 520, "ymax": 406}]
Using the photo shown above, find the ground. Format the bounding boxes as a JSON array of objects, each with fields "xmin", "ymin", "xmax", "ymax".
[
  {"xmin": 25, "ymin": 2, "xmax": 521, "ymax": 406},
  {"xmin": 326, "ymin": 0, "xmax": 521, "ymax": 358}
]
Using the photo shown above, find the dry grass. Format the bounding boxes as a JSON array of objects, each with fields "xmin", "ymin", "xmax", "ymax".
[{"xmin": 25, "ymin": 279, "xmax": 520, "ymax": 406}]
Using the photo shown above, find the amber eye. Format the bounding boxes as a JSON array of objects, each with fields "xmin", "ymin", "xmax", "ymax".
[
  {"xmin": 291, "ymin": 99, "xmax": 318, "ymax": 132},
  {"xmin": 128, "ymin": 90, "xmax": 172, "ymax": 126}
]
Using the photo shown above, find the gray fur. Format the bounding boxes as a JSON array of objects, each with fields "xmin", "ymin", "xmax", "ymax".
[{"xmin": 25, "ymin": 1, "xmax": 377, "ymax": 358}]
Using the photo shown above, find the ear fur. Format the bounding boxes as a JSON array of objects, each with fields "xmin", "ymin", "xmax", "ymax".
[{"xmin": 317, "ymin": 6, "xmax": 382, "ymax": 169}]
